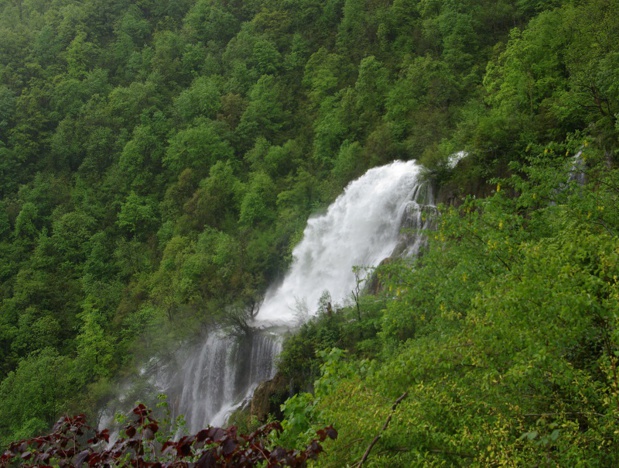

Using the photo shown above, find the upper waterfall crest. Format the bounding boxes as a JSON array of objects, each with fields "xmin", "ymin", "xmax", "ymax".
[{"xmin": 256, "ymin": 160, "xmax": 431, "ymax": 327}]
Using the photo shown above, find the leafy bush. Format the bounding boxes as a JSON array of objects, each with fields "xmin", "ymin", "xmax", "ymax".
[{"xmin": 0, "ymin": 404, "xmax": 336, "ymax": 467}]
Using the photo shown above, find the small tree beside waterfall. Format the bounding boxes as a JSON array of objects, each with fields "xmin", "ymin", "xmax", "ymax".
[{"xmin": 351, "ymin": 266, "xmax": 369, "ymax": 321}]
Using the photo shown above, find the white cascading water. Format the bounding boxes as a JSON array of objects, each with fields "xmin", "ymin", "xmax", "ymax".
[
  {"xmin": 101, "ymin": 160, "xmax": 433, "ymax": 434},
  {"xmin": 169, "ymin": 330, "xmax": 283, "ymax": 431},
  {"xmin": 256, "ymin": 160, "xmax": 431, "ymax": 326}
]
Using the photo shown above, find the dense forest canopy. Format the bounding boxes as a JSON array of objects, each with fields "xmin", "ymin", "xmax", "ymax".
[{"xmin": 0, "ymin": 0, "xmax": 619, "ymax": 464}]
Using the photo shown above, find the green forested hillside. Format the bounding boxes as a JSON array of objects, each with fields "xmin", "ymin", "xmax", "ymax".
[{"xmin": 0, "ymin": 0, "xmax": 618, "ymax": 464}]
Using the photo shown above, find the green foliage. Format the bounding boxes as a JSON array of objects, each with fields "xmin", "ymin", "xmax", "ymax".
[
  {"xmin": 278, "ymin": 150, "xmax": 619, "ymax": 465},
  {"xmin": 117, "ymin": 191, "xmax": 159, "ymax": 237},
  {"xmin": 74, "ymin": 305, "xmax": 115, "ymax": 382},
  {"xmin": 278, "ymin": 317, "xmax": 343, "ymax": 393},
  {"xmin": 277, "ymin": 348, "xmax": 352, "ymax": 449},
  {"xmin": 1, "ymin": 0, "xmax": 619, "ymax": 457},
  {"xmin": 0, "ymin": 348, "xmax": 74, "ymax": 443},
  {"xmin": 239, "ymin": 171, "xmax": 277, "ymax": 228},
  {"xmin": 173, "ymin": 76, "xmax": 221, "ymax": 123},
  {"xmin": 165, "ymin": 119, "xmax": 233, "ymax": 178},
  {"xmin": 0, "ymin": 85, "xmax": 16, "ymax": 134},
  {"xmin": 182, "ymin": 0, "xmax": 240, "ymax": 46},
  {"xmin": 0, "ymin": 202, "xmax": 10, "ymax": 240},
  {"xmin": 236, "ymin": 74, "xmax": 289, "ymax": 148},
  {"xmin": 180, "ymin": 160, "xmax": 243, "ymax": 232},
  {"xmin": 13, "ymin": 202, "xmax": 39, "ymax": 241},
  {"xmin": 303, "ymin": 48, "xmax": 344, "ymax": 108}
]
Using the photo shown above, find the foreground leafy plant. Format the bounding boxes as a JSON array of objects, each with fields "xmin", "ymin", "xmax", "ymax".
[{"xmin": 0, "ymin": 404, "xmax": 336, "ymax": 467}]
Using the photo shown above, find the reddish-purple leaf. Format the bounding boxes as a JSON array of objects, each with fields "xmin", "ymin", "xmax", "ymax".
[
  {"xmin": 99, "ymin": 429, "xmax": 110, "ymax": 443},
  {"xmin": 195, "ymin": 429, "xmax": 210, "ymax": 443},
  {"xmin": 196, "ymin": 450, "xmax": 218, "ymax": 468},
  {"xmin": 270, "ymin": 447, "xmax": 287, "ymax": 461},
  {"xmin": 176, "ymin": 440, "xmax": 192, "ymax": 457},
  {"xmin": 221, "ymin": 438, "xmax": 237, "ymax": 457},
  {"xmin": 306, "ymin": 440, "xmax": 323, "ymax": 459},
  {"xmin": 208, "ymin": 427, "xmax": 226, "ymax": 441},
  {"xmin": 53, "ymin": 417, "xmax": 67, "ymax": 431},
  {"xmin": 146, "ymin": 422, "xmax": 159, "ymax": 434},
  {"xmin": 0, "ymin": 403, "xmax": 334, "ymax": 468},
  {"xmin": 74, "ymin": 449, "xmax": 90, "ymax": 467},
  {"xmin": 125, "ymin": 425, "xmax": 137, "ymax": 438},
  {"xmin": 161, "ymin": 441, "xmax": 175, "ymax": 455},
  {"xmin": 132, "ymin": 403, "xmax": 151, "ymax": 424},
  {"xmin": 87, "ymin": 453, "xmax": 102, "ymax": 466}
]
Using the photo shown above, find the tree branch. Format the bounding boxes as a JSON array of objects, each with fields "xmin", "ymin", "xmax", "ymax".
[{"xmin": 356, "ymin": 392, "xmax": 408, "ymax": 467}]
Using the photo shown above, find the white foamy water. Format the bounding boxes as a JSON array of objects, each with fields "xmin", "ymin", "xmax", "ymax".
[
  {"xmin": 173, "ymin": 330, "xmax": 282, "ymax": 432},
  {"xmin": 256, "ymin": 160, "xmax": 430, "ymax": 326}
]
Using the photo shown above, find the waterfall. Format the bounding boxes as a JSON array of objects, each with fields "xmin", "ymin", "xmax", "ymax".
[
  {"xmin": 101, "ymin": 160, "xmax": 433, "ymax": 434},
  {"xmin": 170, "ymin": 330, "xmax": 282, "ymax": 432},
  {"xmin": 256, "ymin": 160, "xmax": 432, "ymax": 326}
]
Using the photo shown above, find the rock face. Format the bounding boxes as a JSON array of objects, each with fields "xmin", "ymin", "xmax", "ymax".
[
  {"xmin": 250, "ymin": 372, "xmax": 289, "ymax": 422},
  {"xmin": 366, "ymin": 257, "xmax": 395, "ymax": 295}
]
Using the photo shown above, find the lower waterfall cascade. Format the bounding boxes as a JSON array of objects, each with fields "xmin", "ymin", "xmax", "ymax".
[
  {"xmin": 101, "ymin": 160, "xmax": 434, "ymax": 434},
  {"xmin": 170, "ymin": 330, "xmax": 283, "ymax": 431}
]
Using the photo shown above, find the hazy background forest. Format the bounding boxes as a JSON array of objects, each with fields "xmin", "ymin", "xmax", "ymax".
[{"xmin": 1, "ymin": 0, "xmax": 619, "ymax": 464}]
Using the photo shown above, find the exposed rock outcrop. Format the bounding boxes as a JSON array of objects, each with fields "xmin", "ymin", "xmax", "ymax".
[{"xmin": 250, "ymin": 372, "xmax": 289, "ymax": 422}]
